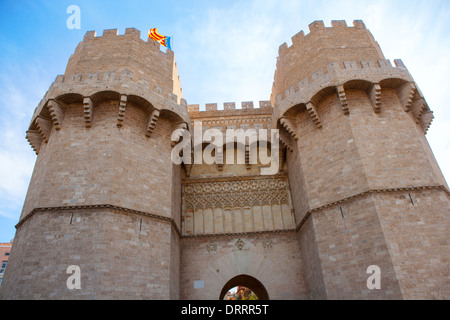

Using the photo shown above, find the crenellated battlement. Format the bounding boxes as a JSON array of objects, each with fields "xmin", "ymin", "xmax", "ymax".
[
  {"xmin": 272, "ymin": 20, "xmax": 385, "ymax": 107},
  {"xmin": 81, "ymin": 27, "xmax": 170, "ymax": 53},
  {"xmin": 187, "ymin": 101, "xmax": 272, "ymax": 113},
  {"xmin": 64, "ymin": 28, "xmax": 182, "ymax": 111},
  {"xmin": 68, "ymin": 28, "xmax": 175, "ymax": 73},
  {"xmin": 279, "ymin": 20, "xmax": 367, "ymax": 56}
]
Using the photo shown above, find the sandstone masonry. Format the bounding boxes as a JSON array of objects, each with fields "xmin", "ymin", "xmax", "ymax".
[{"xmin": 0, "ymin": 20, "xmax": 448, "ymax": 300}]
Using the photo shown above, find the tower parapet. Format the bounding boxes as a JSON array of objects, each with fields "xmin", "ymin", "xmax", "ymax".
[
  {"xmin": 272, "ymin": 20, "xmax": 384, "ymax": 105},
  {"xmin": 26, "ymin": 27, "xmax": 191, "ymax": 156},
  {"xmin": 188, "ymin": 100, "xmax": 272, "ymax": 112},
  {"xmin": 66, "ymin": 28, "xmax": 182, "ymax": 101}
]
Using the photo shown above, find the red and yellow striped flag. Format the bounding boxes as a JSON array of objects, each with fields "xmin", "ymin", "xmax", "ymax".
[
  {"xmin": 148, "ymin": 28, "xmax": 172, "ymax": 50},
  {"xmin": 148, "ymin": 28, "xmax": 165, "ymax": 42}
]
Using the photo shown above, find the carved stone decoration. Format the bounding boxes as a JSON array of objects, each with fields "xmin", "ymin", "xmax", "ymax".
[
  {"xmin": 183, "ymin": 177, "xmax": 289, "ymax": 210},
  {"xmin": 262, "ymin": 240, "xmax": 273, "ymax": 249},
  {"xmin": 245, "ymin": 145, "xmax": 251, "ymax": 170},
  {"xmin": 184, "ymin": 164, "xmax": 192, "ymax": 177},
  {"xmin": 182, "ymin": 176, "xmax": 295, "ymax": 236},
  {"xmin": 206, "ymin": 243, "xmax": 217, "ymax": 253},
  {"xmin": 235, "ymin": 239, "xmax": 245, "ymax": 250}
]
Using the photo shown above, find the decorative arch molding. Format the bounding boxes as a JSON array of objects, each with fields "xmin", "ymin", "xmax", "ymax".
[
  {"xmin": 26, "ymin": 86, "xmax": 190, "ymax": 154},
  {"xmin": 197, "ymin": 250, "xmax": 276, "ymax": 300},
  {"xmin": 276, "ymin": 76, "xmax": 433, "ymax": 135},
  {"xmin": 272, "ymin": 58, "xmax": 434, "ymax": 134},
  {"xmin": 186, "ymin": 129, "xmax": 277, "ymax": 173}
]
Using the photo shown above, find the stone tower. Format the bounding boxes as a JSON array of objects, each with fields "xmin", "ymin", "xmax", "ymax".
[
  {"xmin": 272, "ymin": 20, "xmax": 449, "ymax": 299},
  {"xmin": 0, "ymin": 28, "xmax": 188, "ymax": 299},
  {"xmin": 1, "ymin": 21, "xmax": 448, "ymax": 300}
]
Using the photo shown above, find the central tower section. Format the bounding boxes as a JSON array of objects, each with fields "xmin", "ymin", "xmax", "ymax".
[{"xmin": 182, "ymin": 102, "xmax": 296, "ymax": 236}]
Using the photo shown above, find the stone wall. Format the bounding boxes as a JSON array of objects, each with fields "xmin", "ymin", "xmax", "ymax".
[
  {"xmin": 180, "ymin": 232, "xmax": 308, "ymax": 300},
  {"xmin": 2, "ymin": 21, "xmax": 449, "ymax": 300},
  {"xmin": 0, "ymin": 208, "xmax": 178, "ymax": 299}
]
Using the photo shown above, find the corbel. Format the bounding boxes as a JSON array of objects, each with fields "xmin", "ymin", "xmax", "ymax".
[
  {"xmin": 145, "ymin": 109, "xmax": 160, "ymax": 138},
  {"xmin": 26, "ymin": 130, "xmax": 43, "ymax": 155},
  {"xmin": 279, "ymin": 117, "xmax": 299, "ymax": 140},
  {"xmin": 47, "ymin": 99, "xmax": 65, "ymax": 130},
  {"xmin": 117, "ymin": 95, "xmax": 127, "ymax": 128},
  {"xmin": 35, "ymin": 116, "xmax": 52, "ymax": 143},
  {"xmin": 397, "ymin": 82, "xmax": 416, "ymax": 112},
  {"xmin": 337, "ymin": 85, "xmax": 349, "ymax": 115},
  {"xmin": 369, "ymin": 84, "xmax": 381, "ymax": 113},
  {"xmin": 83, "ymin": 97, "xmax": 94, "ymax": 128},
  {"xmin": 306, "ymin": 102, "xmax": 322, "ymax": 129}
]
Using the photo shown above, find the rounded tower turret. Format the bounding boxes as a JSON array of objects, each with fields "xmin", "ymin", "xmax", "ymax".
[
  {"xmin": 273, "ymin": 20, "xmax": 449, "ymax": 299},
  {"xmin": 1, "ymin": 28, "xmax": 188, "ymax": 299}
]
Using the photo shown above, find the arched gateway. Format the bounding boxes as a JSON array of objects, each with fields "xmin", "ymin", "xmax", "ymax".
[{"xmin": 220, "ymin": 275, "xmax": 269, "ymax": 300}]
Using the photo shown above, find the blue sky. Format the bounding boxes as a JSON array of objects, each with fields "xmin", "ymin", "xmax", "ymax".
[{"xmin": 0, "ymin": 0, "xmax": 449, "ymax": 242}]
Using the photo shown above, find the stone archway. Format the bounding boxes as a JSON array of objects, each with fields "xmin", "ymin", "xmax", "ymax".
[{"xmin": 219, "ymin": 274, "xmax": 269, "ymax": 300}]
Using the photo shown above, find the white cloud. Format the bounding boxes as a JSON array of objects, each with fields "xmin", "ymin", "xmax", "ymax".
[
  {"xmin": 365, "ymin": 4, "xmax": 382, "ymax": 31},
  {"xmin": 175, "ymin": 0, "xmax": 294, "ymax": 108},
  {"xmin": 0, "ymin": 61, "xmax": 50, "ymax": 220}
]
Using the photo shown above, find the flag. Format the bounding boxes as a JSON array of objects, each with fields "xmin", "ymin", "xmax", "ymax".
[
  {"xmin": 148, "ymin": 28, "xmax": 165, "ymax": 42},
  {"xmin": 160, "ymin": 36, "xmax": 171, "ymax": 50},
  {"xmin": 148, "ymin": 28, "xmax": 172, "ymax": 50}
]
